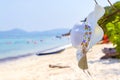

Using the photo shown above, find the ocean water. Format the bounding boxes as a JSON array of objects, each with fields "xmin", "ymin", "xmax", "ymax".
[{"xmin": 0, "ymin": 34, "xmax": 70, "ymax": 59}]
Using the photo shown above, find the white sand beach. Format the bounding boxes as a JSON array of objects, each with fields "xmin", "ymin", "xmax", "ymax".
[{"xmin": 0, "ymin": 43, "xmax": 120, "ymax": 80}]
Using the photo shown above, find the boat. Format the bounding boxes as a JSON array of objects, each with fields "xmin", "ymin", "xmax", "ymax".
[{"xmin": 36, "ymin": 48, "xmax": 65, "ymax": 56}]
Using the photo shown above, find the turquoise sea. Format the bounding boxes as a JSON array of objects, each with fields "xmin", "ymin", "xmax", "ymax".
[{"xmin": 0, "ymin": 29, "xmax": 70, "ymax": 59}]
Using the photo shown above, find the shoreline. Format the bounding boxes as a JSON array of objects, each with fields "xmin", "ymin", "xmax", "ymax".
[
  {"xmin": 0, "ymin": 43, "xmax": 120, "ymax": 80},
  {"xmin": 0, "ymin": 44, "xmax": 72, "ymax": 63},
  {"xmin": 0, "ymin": 53, "xmax": 33, "ymax": 63}
]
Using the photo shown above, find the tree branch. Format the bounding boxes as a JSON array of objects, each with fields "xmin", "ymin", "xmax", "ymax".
[
  {"xmin": 104, "ymin": 9, "xmax": 120, "ymax": 19},
  {"xmin": 100, "ymin": 8, "xmax": 120, "ymax": 26}
]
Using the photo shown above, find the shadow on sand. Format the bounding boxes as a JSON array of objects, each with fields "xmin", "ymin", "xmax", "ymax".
[{"xmin": 88, "ymin": 59, "xmax": 120, "ymax": 64}]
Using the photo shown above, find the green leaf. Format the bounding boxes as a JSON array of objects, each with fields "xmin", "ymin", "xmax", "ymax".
[{"xmin": 98, "ymin": 1, "xmax": 120, "ymax": 56}]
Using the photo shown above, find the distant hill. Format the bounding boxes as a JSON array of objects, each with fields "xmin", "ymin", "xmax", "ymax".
[
  {"xmin": 39, "ymin": 28, "xmax": 70, "ymax": 35},
  {"xmin": 0, "ymin": 28, "xmax": 27, "ymax": 35},
  {"xmin": 0, "ymin": 28, "xmax": 70, "ymax": 37}
]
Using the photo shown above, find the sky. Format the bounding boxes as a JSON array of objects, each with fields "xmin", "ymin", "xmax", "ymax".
[{"xmin": 0, "ymin": 0, "xmax": 119, "ymax": 32}]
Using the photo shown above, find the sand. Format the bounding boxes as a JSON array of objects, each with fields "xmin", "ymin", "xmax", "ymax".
[{"xmin": 0, "ymin": 43, "xmax": 120, "ymax": 80}]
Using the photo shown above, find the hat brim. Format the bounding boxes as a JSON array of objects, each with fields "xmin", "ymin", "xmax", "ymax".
[
  {"xmin": 88, "ymin": 25, "xmax": 104, "ymax": 49},
  {"xmin": 87, "ymin": 4, "xmax": 105, "ymax": 48}
]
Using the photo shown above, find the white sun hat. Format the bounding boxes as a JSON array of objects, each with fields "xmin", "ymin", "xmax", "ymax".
[{"xmin": 70, "ymin": 4, "xmax": 105, "ymax": 70}]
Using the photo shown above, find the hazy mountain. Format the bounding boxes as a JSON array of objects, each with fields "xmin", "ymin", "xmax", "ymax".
[
  {"xmin": 0, "ymin": 28, "xmax": 27, "ymax": 35},
  {"xmin": 0, "ymin": 28, "xmax": 70, "ymax": 36}
]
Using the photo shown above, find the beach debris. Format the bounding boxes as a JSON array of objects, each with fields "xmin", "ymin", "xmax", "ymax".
[
  {"xmin": 101, "ymin": 47, "xmax": 119, "ymax": 59},
  {"xmin": 49, "ymin": 64, "xmax": 70, "ymax": 69}
]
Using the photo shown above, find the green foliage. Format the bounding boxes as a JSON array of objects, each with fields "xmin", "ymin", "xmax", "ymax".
[{"xmin": 98, "ymin": 1, "xmax": 120, "ymax": 57}]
